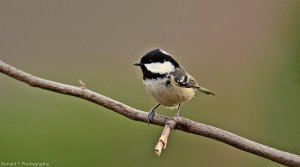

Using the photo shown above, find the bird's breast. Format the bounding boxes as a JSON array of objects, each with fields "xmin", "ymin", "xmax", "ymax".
[{"xmin": 143, "ymin": 78, "xmax": 196, "ymax": 107}]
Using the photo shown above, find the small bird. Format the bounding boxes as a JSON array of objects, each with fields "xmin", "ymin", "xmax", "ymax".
[{"xmin": 133, "ymin": 49, "xmax": 215, "ymax": 124}]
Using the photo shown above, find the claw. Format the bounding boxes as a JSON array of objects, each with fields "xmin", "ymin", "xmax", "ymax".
[
  {"xmin": 147, "ymin": 104, "xmax": 160, "ymax": 125},
  {"xmin": 147, "ymin": 110, "xmax": 155, "ymax": 125}
]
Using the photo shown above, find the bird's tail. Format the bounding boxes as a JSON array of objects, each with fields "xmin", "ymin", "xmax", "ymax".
[{"xmin": 198, "ymin": 86, "xmax": 215, "ymax": 96}]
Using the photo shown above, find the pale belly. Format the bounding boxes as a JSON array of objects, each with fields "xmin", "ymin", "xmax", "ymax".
[{"xmin": 144, "ymin": 79, "xmax": 196, "ymax": 107}]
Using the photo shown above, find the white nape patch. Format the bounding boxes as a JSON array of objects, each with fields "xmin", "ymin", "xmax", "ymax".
[
  {"xmin": 159, "ymin": 49, "xmax": 171, "ymax": 56},
  {"xmin": 144, "ymin": 61, "xmax": 175, "ymax": 74}
]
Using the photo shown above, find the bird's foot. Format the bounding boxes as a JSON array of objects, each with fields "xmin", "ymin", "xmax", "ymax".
[
  {"xmin": 147, "ymin": 109, "xmax": 155, "ymax": 125},
  {"xmin": 173, "ymin": 113, "xmax": 181, "ymax": 123}
]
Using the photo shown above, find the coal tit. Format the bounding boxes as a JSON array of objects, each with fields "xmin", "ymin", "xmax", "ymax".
[{"xmin": 133, "ymin": 49, "xmax": 215, "ymax": 123}]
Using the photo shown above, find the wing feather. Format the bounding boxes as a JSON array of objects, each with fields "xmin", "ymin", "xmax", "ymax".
[
  {"xmin": 171, "ymin": 68, "xmax": 215, "ymax": 95},
  {"xmin": 171, "ymin": 68, "xmax": 199, "ymax": 88}
]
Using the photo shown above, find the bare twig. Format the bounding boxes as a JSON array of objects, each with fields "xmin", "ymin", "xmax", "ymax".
[
  {"xmin": 155, "ymin": 119, "xmax": 176, "ymax": 155},
  {"xmin": 0, "ymin": 59, "xmax": 300, "ymax": 166},
  {"xmin": 78, "ymin": 79, "xmax": 86, "ymax": 90}
]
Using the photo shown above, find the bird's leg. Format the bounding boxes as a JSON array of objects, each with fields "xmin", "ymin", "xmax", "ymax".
[
  {"xmin": 148, "ymin": 104, "xmax": 160, "ymax": 125},
  {"xmin": 174, "ymin": 103, "xmax": 182, "ymax": 117}
]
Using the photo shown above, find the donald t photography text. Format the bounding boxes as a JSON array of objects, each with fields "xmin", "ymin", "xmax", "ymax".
[{"xmin": 0, "ymin": 162, "xmax": 49, "ymax": 167}]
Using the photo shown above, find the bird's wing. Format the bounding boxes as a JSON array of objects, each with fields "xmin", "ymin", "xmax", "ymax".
[
  {"xmin": 171, "ymin": 68, "xmax": 215, "ymax": 96},
  {"xmin": 171, "ymin": 68, "xmax": 200, "ymax": 89}
]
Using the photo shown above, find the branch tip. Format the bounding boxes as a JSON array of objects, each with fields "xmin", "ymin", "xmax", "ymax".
[{"xmin": 154, "ymin": 119, "xmax": 176, "ymax": 156}]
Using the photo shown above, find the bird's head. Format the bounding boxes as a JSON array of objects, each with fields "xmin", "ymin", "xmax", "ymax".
[{"xmin": 133, "ymin": 49, "xmax": 179, "ymax": 79}]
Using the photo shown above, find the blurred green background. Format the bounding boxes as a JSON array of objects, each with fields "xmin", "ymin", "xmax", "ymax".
[{"xmin": 0, "ymin": 0, "xmax": 299, "ymax": 166}]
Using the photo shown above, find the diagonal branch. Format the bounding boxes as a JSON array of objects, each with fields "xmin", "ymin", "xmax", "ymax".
[
  {"xmin": 0, "ymin": 59, "xmax": 299, "ymax": 166},
  {"xmin": 155, "ymin": 119, "xmax": 176, "ymax": 155}
]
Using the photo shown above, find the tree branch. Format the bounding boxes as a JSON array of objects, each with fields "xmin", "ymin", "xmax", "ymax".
[
  {"xmin": 155, "ymin": 119, "xmax": 176, "ymax": 155},
  {"xmin": 0, "ymin": 59, "xmax": 299, "ymax": 166}
]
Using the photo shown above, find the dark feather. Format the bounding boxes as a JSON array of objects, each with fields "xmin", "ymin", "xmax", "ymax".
[
  {"xmin": 171, "ymin": 68, "xmax": 199, "ymax": 88},
  {"xmin": 171, "ymin": 68, "xmax": 215, "ymax": 95}
]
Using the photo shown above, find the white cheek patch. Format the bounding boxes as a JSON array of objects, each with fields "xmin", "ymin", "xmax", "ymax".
[{"xmin": 144, "ymin": 61, "xmax": 175, "ymax": 74}]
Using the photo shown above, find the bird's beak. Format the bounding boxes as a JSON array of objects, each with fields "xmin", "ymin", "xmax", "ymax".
[{"xmin": 133, "ymin": 62, "xmax": 142, "ymax": 66}]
